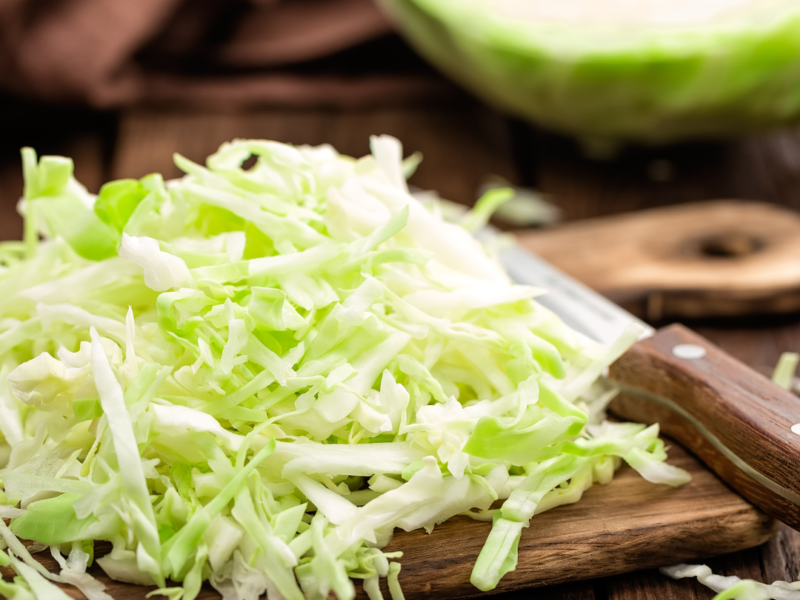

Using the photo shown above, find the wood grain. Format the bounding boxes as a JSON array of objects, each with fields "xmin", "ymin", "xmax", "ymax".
[
  {"xmin": 0, "ymin": 445, "xmax": 775, "ymax": 600},
  {"xmin": 609, "ymin": 324, "xmax": 800, "ymax": 531},
  {"xmin": 518, "ymin": 201, "xmax": 800, "ymax": 320}
]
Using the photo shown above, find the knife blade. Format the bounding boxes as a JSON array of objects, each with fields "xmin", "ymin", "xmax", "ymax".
[
  {"xmin": 497, "ymin": 235, "xmax": 800, "ymax": 531},
  {"xmin": 498, "ymin": 243, "xmax": 652, "ymax": 345}
]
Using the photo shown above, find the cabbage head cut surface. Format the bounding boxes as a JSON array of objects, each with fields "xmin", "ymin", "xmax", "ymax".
[
  {"xmin": 0, "ymin": 136, "xmax": 689, "ymax": 600},
  {"xmin": 378, "ymin": 0, "xmax": 800, "ymax": 145}
]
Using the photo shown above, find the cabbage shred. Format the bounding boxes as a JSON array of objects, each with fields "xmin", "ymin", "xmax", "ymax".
[{"xmin": 0, "ymin": 136, "xmax": 689, "ymax": 599}]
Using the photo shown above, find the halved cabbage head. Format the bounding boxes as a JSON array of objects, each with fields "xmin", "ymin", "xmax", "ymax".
[{"xmin": 379, "ymin": 0, "xmax": 800, "ymax": 145}]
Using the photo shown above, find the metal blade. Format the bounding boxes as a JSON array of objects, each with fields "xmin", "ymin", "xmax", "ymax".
[{"xmin": 495, "ymin": 240, "xmax": 653, "ymax": 345}]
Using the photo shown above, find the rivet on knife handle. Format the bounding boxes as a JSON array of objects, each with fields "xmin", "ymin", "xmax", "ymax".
[{"xmin": 608, "ymin": 323, "xmax": 800, "ymax": 530}]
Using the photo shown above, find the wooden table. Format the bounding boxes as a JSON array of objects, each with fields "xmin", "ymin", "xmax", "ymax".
[{"xmin": 2, "ymin": 93, "xmax": 800, "ymax": 599}]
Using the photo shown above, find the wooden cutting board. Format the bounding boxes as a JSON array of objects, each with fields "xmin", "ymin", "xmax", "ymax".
[
  {"xmin": 3, "ymin": 444, "xmax": 776, "ymax": 599},
  {"xmin": 517, "ymin": 200, "xmax": 800, "ymax": 321}
]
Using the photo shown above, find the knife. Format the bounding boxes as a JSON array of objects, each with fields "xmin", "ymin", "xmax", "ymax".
[{"xmin": 496, "ymin": 239, "xmax": 800, "ymax": 530}]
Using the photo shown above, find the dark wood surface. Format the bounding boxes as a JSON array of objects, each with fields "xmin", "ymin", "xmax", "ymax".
[
  {"xmin": 610, "ymin": 324, "xmax": 800, "ymax": 530},
  {"xmin": 3, "ymin": 96, "xmax": 800, "ymax": 598}
]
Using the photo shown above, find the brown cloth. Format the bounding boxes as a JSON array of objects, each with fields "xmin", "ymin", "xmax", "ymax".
[{"xmin": 0, "ymin": 0, "xmax": 453, "ymax": 109}]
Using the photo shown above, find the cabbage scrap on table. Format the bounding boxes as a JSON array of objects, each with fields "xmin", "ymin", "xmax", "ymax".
[{"xmin": 0, "ymin": 136, "xmax": 690, "ymax": 600}]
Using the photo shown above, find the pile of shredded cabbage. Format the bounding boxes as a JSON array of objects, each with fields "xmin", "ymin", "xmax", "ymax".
[{"xmin": 0, "ymin": 136, "xmax": 690, "ymax": 600}]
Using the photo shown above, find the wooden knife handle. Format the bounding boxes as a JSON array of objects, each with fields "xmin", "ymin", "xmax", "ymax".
[{"xmin": 609, "ymin": 323, "xmax": 800, "ymax": 530}]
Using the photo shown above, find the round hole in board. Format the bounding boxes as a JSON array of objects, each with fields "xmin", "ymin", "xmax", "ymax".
[
  {"xmin": 672, "ymin": 344, "xmax": 706, "ymax": 360},
  {"xmin": 791, "ymin": 424, "xmax": 800, "ymax": 436},
  {"xmin": 697, "ymin": 233, "xmax": 763, "ymax": 259}
]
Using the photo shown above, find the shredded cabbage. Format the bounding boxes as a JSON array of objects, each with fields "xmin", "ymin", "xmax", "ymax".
[{"xmin": 0, "ymin": 135, "xmax": 689, "ymax": 599}]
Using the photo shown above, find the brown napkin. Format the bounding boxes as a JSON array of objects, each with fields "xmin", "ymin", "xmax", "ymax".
[{"xmin": 0, "ymin": 0, "xmax": 453, "ymax": 108}]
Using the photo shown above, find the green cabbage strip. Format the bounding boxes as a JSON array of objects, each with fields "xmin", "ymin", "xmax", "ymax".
[
  {"xmin": 0, "ymin": 136, "xmax": 689, "ymax": 599},
  {"xmin": 772, "ymin": 352, "xmax": 799, "ymax": 391}
]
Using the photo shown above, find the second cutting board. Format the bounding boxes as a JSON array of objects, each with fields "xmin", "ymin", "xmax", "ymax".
[{"xmin": 517, "ymin": 200, "xmax": 800, "ymax": 320}]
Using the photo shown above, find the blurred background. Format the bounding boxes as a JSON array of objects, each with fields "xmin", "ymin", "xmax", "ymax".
[
  {"xmin": 6, "ymin": 0, "xmax": 800, "ymax": 242},
  {"xmin": 4, "ymin": 0, "xmax": 800, "ymax": 597}
]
